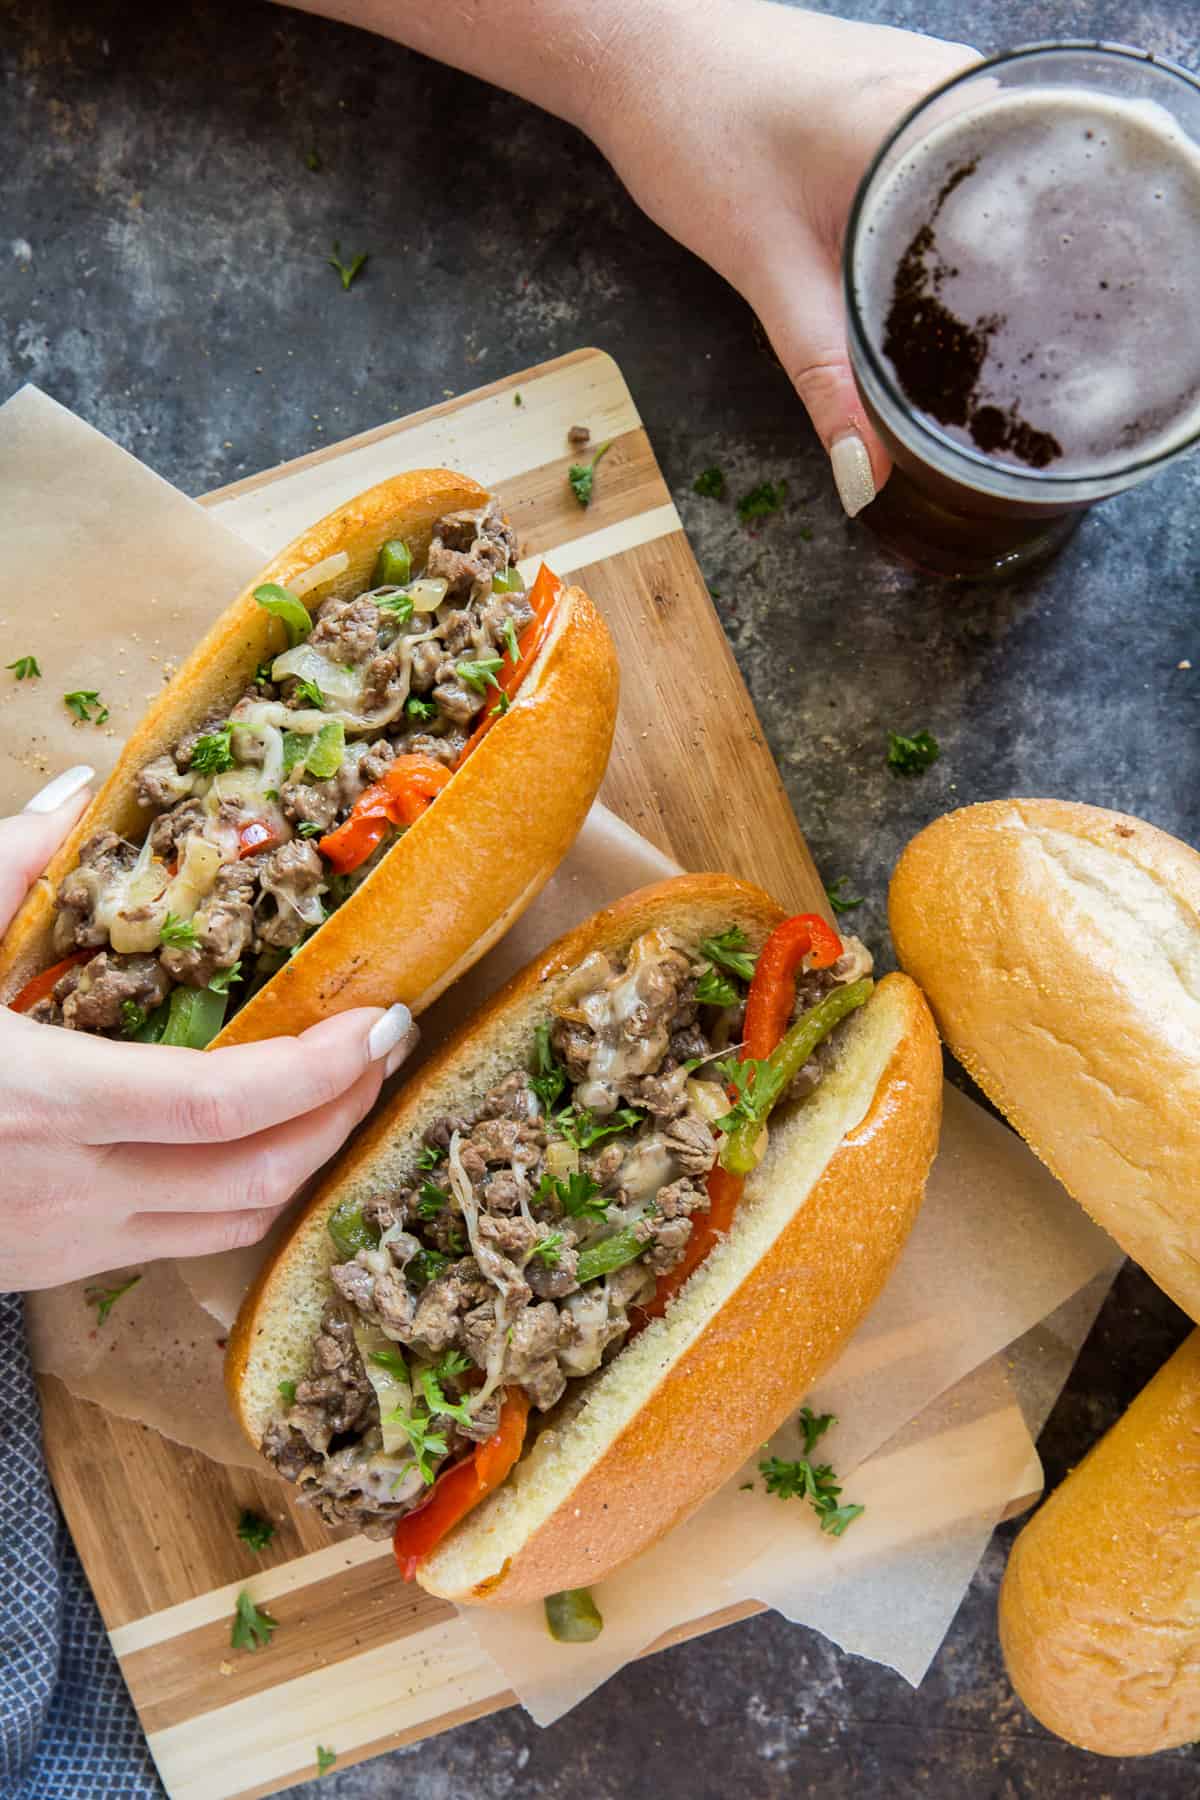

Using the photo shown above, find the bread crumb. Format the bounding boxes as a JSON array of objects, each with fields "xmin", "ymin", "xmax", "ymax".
[{"xmin": 1178, "ymin": 658, "xmax": 1192, "ymax": 670}]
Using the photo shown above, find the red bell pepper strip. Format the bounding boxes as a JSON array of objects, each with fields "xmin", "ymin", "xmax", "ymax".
[
  {"xmin": 9, "ymin": 949, "xmax": 93, "ymax": 1015},
  {"xmin": 318, "ymin": 754, "xmax": 452, "ymax": 876},
  {"xmin": 454, "ymin": 564, "xmax": 563, "ymax": 769},
  {"xmin": 393, "ymin": 1387, "xmax": 530, "ymax": 1580},
  {"xmin": 742, "ymin": 914, "xmax": 843, "ymax": 1061},
  {"xmin": 635, "ymin": 911, "xmax": 842, "ymax": 1326},
  {"xmin": 237, "ymin": 819, "xmax": 283, "ymax": 859}
]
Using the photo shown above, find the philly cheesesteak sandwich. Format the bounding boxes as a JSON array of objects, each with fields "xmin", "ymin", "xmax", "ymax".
[{"xmin": 229, "ymin": 875, "xmax": 942, "ymax": 1603}]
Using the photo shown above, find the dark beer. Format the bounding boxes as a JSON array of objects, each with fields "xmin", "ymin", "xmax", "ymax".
[{"xmin": 845, "ymin": 47, "xmax": 1200, "ymax": 578}]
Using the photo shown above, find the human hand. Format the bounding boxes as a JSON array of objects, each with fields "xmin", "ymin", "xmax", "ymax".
[
  {"xmin": 0, "ymin": 767, "xmax": 418, "ymax": 1291},
  {"xmin": 584, "ymin": 1, "xmax": 978, "ymax": 514}
]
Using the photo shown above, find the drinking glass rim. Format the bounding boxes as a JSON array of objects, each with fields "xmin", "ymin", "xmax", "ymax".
[{"xmin": 843, "ymin": 39, "xmax": 1200, "ymax": 490}]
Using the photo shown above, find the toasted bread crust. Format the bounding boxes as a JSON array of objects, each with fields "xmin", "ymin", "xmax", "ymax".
[
  {"xmin": 226, "ymin": 876, "xmax": 942, "ymax": 1603},
  {"xmin": 0, "ymin": 470, "xmax": 618, "ymax": 1039},
  {"xmin": 889, "ymin": 799, "xmax": 1200, "ymax": 1320},
  {"xmin": 999, "ymin": 1330, "xmax": 1200, "ymax": 1756}
]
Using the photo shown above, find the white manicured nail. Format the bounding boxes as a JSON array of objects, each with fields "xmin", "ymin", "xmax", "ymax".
[
  {"xmin": 367, "ymin": 1003, "xmax": 414, "ymax": 1064},
  {"xmin": 23, "ymin": 765, "xmax": 95, "ymax": 814},
  {"xmin": 831, "ymin": 430, "xmax": 876, "ymax": 519},
  {"xmin": 383, "ymin": 1022, "xmax": 421, "ymax": 1079}
]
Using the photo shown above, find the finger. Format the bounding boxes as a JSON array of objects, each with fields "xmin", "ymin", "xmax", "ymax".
[
  {"xmin": 0, "ymin": 767, "xmax": 95, "ymax": 931},
  {"xmin": 748, "ymin": 239, "xmax": 891, "ymax": 516},
  {"xmin": 118, "ymin": 1202, "xmax": 290, "ymax": 1262},
  {"xmin": 100, "ymin": 1059, "xmax": 387, "ymax": 1212},
  {"xmin": 36, "ymin": 1002, "xmax": 417, "ymax": 1146}
]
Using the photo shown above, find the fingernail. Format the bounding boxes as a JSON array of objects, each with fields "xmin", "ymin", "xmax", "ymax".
[
  {"xmin": 23, "ymin": 765, "xmax": 95, "ymax": 814},
  {"xmin": 383, "ymin": 1021, "xmax": 420, "ymax": 1079},
  {"xmin": 366, "ymin": 1002, "xmax": 414, "ymax": 1064},
  {"xmin": 831, "ymin": 431, "xmax": 876, "ymax": 519}
]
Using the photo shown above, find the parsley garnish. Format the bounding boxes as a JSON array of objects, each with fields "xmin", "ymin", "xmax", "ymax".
[
  {"xmin": 490, "ymin": 691, "xmax": 511, "ymax": 718},
  {"xmin": 6, "ymin": 655, "xmax": 40, "ymax": 680},
  {"xmin": 254, "ymin": 659, "xmax": 275, "ymax": 685},
  {"xmin": 416, "ymin": 1143, "xmax": 444, "ymax": 1172},
  {"xmin": 695, "ymin": 964, "xmax": 741, "ymax": 1008},
  {"xmin": 316, "ymin": 1746, "xmax": 337, "ymax": 1777},
  {"xmin": 530, "ymin": 1230, "xmax": 566, "ymax": 1267},
  {"xmin": 416, "ymin": 1180, "xmax": 450, "ymax": 1218},
  {"xmin": 405, "ymin": 694, "xmax": 437, "ymax": 722},
  {"xmin": 328, "ymin": 240, "xmax": 367, "ymax": 290},
  {"xmin": 120, "ymin": 1000, "xmax": 147, "ymax": 1037},
  {"xmin": 278, "ymin": 1379, "xmax": 297, "ymax": 1405},
  {"xmin": 693, "ymin": 467, "xmax": 725, "ymax": 500},
  {"xmin": 64, "ymin": 689, "xmax": 108, "ymax": 725},
  {"xmin": 208, "ymin": 961, "xmax": 243, "ymax": 994},
  {"xmin": 378, "ymin": 592, "xmax": 414, "ymax": 622},
  {"xmin": 409, "ymin": 1247, "xmax": 452, "ymax": 1288},
  {"xmin": 826, "ymin": 877, "xmax": 864, "ymax": 916},
  {"xmin": 305, "ymin": 146, "xmax": 322, "ymax": 173},
  {"xmin": 291, "ymin": 675, "xmax": 326, "ymax": 710},
  {"xmin": 237, "ymin": 1510, "xmax": 276, "ymax": 1552},
  {"xmin": 699, "ymin": 925, "xmax": 757, "ymax": 983},
  {"xmin": 189, "ymin": 723, "xmax": 236, "ymax": 774},
  {"xmin": 456, "ymin": 656, "xmax": 504, "ymax": 694},
  {"xmin": 85, "ymin": 1273, "xmax": 141, "ymax": 1325},
  {"xmin": 713, "ymin": 1056, "xmax": 771, "ymax": 1135},
  {"xmin": 887, "ymin": 729, "xmax": 941, "ymax": 776},
  {"xmin": 535, "ymin": 1169, "xmax": 608, "ymax": 1224},
  {"xmin": 798, "ymin": 1405, "xmax": 835, "ymax": 1455},
  {"xmin": 434, "ymin": 1348, "xmax": 471, "ymax": 1380},
  {"xmin": 386, "ymin": 1402, "xmax": 448, "ymax": 1482},
  {"xmin": 513, "ymin": 391, "xmax": 522, "ymax": 407},
  {"xmin": 296, "ymin": 820, "xmax": 322, "ymax": 837},
  {"xmin": 529, "ymin": 1021, "xmax": 567, "ymax": 1112},
  {"xmin": 231, "ymin": 1589, "xmax": 278, "ymax": 1652},
  {"xmin": 368, "ymin": 1347, "xmax": 409, "ymax": 1382},
  {"xmin": 550, "ymin": 1104, "xmax": 645, "ymax": 1150},
  {"xmin": 759, "ymin": 1409, "xmax": 863, "ymax": 1536},
  {"xmin": 737, "ymin": 480, "xmax": 787, "ymax": 524},
  {"xmin": 568, "ymin": 440, "xmax": 612, "ymax": 507},
  {"xmin": 417, "ymin": 1366, "xmax": 473, "ymax": 1429},
  {"xmin": 500, "ymin": 617, "xmax": 521, "ymax": 663},
  {"xmin": 160, "ymin": 913, "xmax": 198, "ymax": 949}
]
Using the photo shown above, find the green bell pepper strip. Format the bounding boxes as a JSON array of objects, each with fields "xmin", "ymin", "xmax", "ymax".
[
  {"xmin": 133, "ymin": 999, "xmax": 170, "ymax": 1043},
  {"xmin": 373, "ymin": 539, "xmax": 412, "ymax": 587},
  {"xmin": 328, "ymin": 1197, "xmax": 381, "ymax": 1262},
  {"xmin": 491, "ymin": 567, "xmax": 526, "ymax": 594},
  {"xmin": 545, "ymin": 1588, "xmax": 604, "ymax": 1643},
  {"xmin": 254, "ymin": 582, "xmax": 312, "ymax": 647},
  {"xmin": 575, "ymin": 1226, "xmax": 646, "ymax": 1285},
  {"xmin": 719, "ymin": 977, "xmax": 874, "ymax": 1176},
  {"xmin": 282, "ymin": 730, "xmax": 308, "ymax": 774},
  {"xmin": 158, "ymin": 985, "xmax": 229, "ymax": 1049},
  {"xmin": 303, "ymin": 720, "xmax": 345, "ymax": 780}
]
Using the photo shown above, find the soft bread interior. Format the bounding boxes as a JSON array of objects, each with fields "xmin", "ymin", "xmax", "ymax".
[
  {"xmin": 231, "ymin": 877, "xmax": 783, "ymax": 1447},
  {"xmin": 418, "ymin": 976, "xmax": 911, "ymax": 1599}
]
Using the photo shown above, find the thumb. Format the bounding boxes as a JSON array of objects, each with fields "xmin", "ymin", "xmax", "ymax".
[
  {"xmin": 0, "ymin": 765, "xmax": 95, "ymax": 931},
  {"xmin": 749, "ymin": 239, "xmax": 890, "ymax": 518}
]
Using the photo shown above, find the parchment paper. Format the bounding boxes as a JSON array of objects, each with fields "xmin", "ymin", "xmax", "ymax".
[{"xmin": 5, "ymin": 387, "xmax": 1121, "ymax": 1721}]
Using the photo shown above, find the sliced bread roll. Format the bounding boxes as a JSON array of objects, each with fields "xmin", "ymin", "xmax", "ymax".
[
  {"xmin": 1000, "ymin": 1329, "xmax": 1200, "ymax": 1756},
  {"xmin": 889, "ymin": 799, "xmax": 1200, "ymax": 1320}
]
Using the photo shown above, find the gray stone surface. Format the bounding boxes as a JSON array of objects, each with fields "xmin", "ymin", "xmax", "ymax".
[{"xmin": 2, "ymin": 0, "xmax": 1198, "ymax": 1793}]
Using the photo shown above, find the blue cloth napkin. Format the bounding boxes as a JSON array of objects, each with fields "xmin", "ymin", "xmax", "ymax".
[{"xmin": 1, "ymin": 1292, "xmax": 162, "ymax": 1798}]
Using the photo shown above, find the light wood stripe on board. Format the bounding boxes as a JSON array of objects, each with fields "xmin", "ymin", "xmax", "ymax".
[{"xmin": 205, "ymin": 349, "xmax": 642, "ymax": 552}]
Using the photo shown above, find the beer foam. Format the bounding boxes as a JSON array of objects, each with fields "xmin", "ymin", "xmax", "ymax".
[{"xmin": 855, "ymin": 86, "xmax": 1200, "ymax": 476}]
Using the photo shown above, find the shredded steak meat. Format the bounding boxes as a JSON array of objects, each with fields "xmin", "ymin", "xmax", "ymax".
[{"xmin": 263, "ymin": 923, "xmax": 875, "ymax": 1532}]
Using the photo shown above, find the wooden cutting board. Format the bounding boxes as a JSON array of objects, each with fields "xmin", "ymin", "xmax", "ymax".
[{"xmin": 36, "ymin": 350, "xmax": 1038, "ymax": 1799}]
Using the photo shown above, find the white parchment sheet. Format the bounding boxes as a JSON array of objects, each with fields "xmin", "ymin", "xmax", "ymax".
[{"xmin": 4, "ymin": 387, "xmax": 1119, "ymax": 1722}]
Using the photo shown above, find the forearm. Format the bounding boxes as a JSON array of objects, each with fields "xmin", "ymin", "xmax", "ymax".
[{"xmin": 276, "ymin": 0, "xmax": 726, "ymax": 141}]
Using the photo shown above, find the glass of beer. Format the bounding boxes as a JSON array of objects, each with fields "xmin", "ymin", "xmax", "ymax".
[{"xmin": 844, "ymin": 42, "xmax": 1200, "ymax": 580}]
